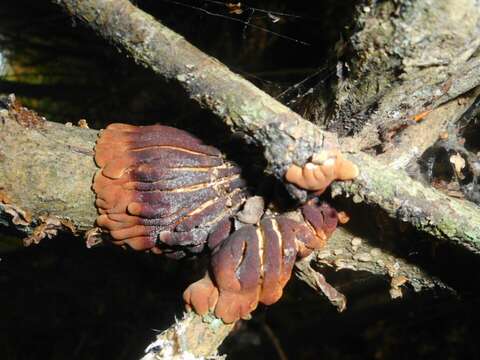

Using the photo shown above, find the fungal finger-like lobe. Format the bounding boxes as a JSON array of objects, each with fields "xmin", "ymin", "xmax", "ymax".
[
  {"xmin": 207, "ymin": 217, "xmax": 232, "ymax": 250},
  {"xmin": 257, "ymin": 219, "xmax": 284, "ymax": 305},
  {"xmin": 93, "ymin": 123, "xmax": 248, "ymax": 256},
  {"xmin": 285, "ymin": 150, "xmax": 359, "ymax": 192},
  {"xmin": 209, "ymin": 224, "xmax": 263, "ymax": 323},
  {"xmin": 334, "ymin": 152, "xmax": 360, "ymax": 181},
  {"xmin": 275, "ymin": 217, "xmax": 304, "ymax": 280},
  {"xmin": 299, "ymin": 200, "xmax": 338, "ymax": 253},
  {"xmin": 214, "ymin": 225, "xmax": 261, "ymax": 289},
  {"xmin": 301, "ymin": 201, "xmax": 338, "ymax": 237},
  {"xmin": 215, "ymin": 286, "xmax": 259, "ymax": 323},
  {"xmin": 183, "ymin": 273, "xmax": 219, "ymax": 315}
]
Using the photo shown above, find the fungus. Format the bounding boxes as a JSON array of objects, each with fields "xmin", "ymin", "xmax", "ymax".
[
  {"xmin": 184, "ymin": 201, "xmax": 339, "ymax": 323},
  {"xmin": 93, "ymin": 123, "xmax": 346, "ymax": 323},
  {"xmin": 285, "ymin": 150, "xmax": 359, "ymax": 193},
  {"xmin": 93, "ymin": 123, "xmax": 248, "ymax": 257}
]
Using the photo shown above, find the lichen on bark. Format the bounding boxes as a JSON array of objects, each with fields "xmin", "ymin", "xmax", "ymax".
[{"xmin": 0, "ymin": 96, "xmax": 98, "ymax": 231}]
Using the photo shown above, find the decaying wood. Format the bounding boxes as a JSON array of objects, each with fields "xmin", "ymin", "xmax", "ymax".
[
  {"xmin": 51, "ymin": 0, "xmax": 480, "ymax": 250},
  {"xmin": 0, "ymin": 0, "xmax": 476, "ymax": 358},
  {"xmin": 0, "ymin": 96, "xmax": 97, "ymax": 232},
  {"xmin": 141, "ymin": 312, "xmax": 233, "ymax": 360},
  {"xmin": 322, "ymin": 0, "xmax": 480, "ymax": 142},
  {"xmin": 0, "ymin": 97, "xmax": 448, "ymax": 359}
]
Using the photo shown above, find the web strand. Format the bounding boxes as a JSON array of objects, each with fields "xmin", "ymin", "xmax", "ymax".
[{"xmin": 158, "ymin": 0, "xmax": 310, "ymax": 45}]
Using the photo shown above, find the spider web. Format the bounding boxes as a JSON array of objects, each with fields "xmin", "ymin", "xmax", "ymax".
[{"xmin": 156, "ymin": 0, "xmax": 338, "ymax": 107}]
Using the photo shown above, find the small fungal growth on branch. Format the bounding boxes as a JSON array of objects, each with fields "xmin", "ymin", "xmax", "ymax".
[
  {"xmin": 93, "ymin": 123, "xmax": 248, "ymax": 258},
  {"xmin": 184, "ymin": 200, "xmax": 339, "ymax": 323},
  {"xmin": 285, "ymin": 150, "xmax": 359, "ymax": 193}
]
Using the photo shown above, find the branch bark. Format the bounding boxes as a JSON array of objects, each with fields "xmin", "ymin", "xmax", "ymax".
[
  {"xmin": 140, "ymin": 312, "xmax": 234, "ymax": 360},
  {"xmin": 50, "ymin": 0, "xmax": 480, "ymax": 249},
  {"xmin": 319, "ymin": 0, "xmax": 480, "ymax": 141},
  {"xmin": 52, "ymin": 0, "xmax": 336, "ymax": 182},
  {"xmin": 0, "ymin": 96, "xmax": 446, "ymax": 359},
  {"xmin": 0, "ymin": 97, "xmax": 97, "ymax": 232},
  {"xmin": 0, "ymin": 0, "xmax": 477, "ymax": 358}
]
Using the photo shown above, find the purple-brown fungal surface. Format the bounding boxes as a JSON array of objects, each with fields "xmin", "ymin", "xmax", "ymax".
[
  {"xmin": 93, "ymin": 123, "xmax": 248, "ymax": 258},
  {"xmin": 184, "ymin": 199, "xmax": 339, "ymax": 323},
  {"xmin": 93, "ymin": 123, "xmax": 344, "ymax": 323}
]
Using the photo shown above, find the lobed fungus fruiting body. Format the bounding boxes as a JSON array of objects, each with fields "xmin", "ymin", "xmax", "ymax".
[
  {"xmin": 285, "ymin": 149, "xmax": 359, "ymax": 193},
  {"xmin": 183, "ymin": 200, "xmax": 339, "ymax": 323},
  {"xmin": 93, "ymin": 123, "xmax": 358, "ymax": 323},
  {"xmin": 93, "ymin": 123, "xmax": 248, "ymax": 258}
]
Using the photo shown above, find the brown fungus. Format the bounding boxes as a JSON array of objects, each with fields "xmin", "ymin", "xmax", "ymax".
[
  {"xmin": 285, "ymin": 149, "xmax": 359, "ymax": 193},
  {"xmin": 93, "ymin": 123, "xmax": 345, "ymax": 322},
  {"xmin": 183, "ymin": 200, "xmax": 339, "ymax": 323},
  {"xmin": 93, "ymin": 123, "xmax": 248, "ymax": 257}
]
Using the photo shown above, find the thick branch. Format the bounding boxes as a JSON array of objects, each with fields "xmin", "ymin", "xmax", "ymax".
[
  {"xmin": 0, "ymin": 0, "xmax": 476, "ymax": 357},
  {"xmin": 0, "ymin": 97, "xmax": 97, "ymax": 231},
  {"xmin": 51, "ymin": 0, "xmax": 480, "ymax": 250},
  {"xmin": 0, "ymin": 98, "xmax": 448, "ymax": 359},
  {"xmin": 52, "ymin": 0, "xmax": 337, "ymax": 181},
  {"xmin": 332, "ymin": 152, "xmax": 480, "ymax": 253},
  {"xmin": 0, "ymin": 100, "xmax": 237, "ymax": 359}
]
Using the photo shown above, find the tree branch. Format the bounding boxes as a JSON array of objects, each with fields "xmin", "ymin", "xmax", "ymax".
[
  {"xmin": 331, "ymin": 152, "xmax": 480, "ymax": 253},
  {"xmin": 51, "ymin": 0, "xmax": 480, "ymax": 249},
  {"xmin": 141, "ymin": 312, "xmax": 234, "ymax": 360},
  {"xmin": 0, "ymin": 95, "xmax": 448, "ymax": 358},
  {"xmin": 321, "ymin": 0, "xmax": 480, "ymax": 140},
  {"xmin": 0, "ymin": 96, "xmax": 97, "ymax": 232},
  {"xmin": 52, "ymin": 0, "xmax": 337, "ymax": 182},
  {"xmin": 0, "ymin": 0, "xmax": 477, "ymax": 357}
]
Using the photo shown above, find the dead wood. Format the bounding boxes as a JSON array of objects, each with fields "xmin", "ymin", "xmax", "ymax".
[
  {"xmin": 0, "ymin": 0, "xmax": 478, "ymax": 358},
  {"xmin": 50, "ymin": 0, "xmax": 480, "ymax": 252},
  {"xmin": 0, "ymin": 95, "xmax": 446, "ymax": 359}
]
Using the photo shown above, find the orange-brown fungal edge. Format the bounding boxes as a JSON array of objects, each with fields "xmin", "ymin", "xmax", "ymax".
[
  {"xmin": 337, "ymin": 211, "xmax": 350, "ymax": 225},
  {"xmin": 285, "ymin": 150, "xmax": 359, "ymax": 193},
  {"xmin": 183, "ymin": 273, "xmax": 219, "ymax": 315}
]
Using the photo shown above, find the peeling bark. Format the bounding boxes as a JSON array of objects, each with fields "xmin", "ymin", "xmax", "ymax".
[
  {"xmin": 324, "ymin": 0, "xmax": 480, "ymax": 142},
  {"xmin": 302, "ymin": 227, "xmax": 447, "ymax": 294}
]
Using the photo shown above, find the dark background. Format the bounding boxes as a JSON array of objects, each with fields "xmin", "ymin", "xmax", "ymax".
[{"xmin": 1, "ymin": 1, "xmax": 480, "ymax": 359}]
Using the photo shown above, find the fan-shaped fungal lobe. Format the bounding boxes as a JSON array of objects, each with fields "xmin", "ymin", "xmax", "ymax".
[
  {"xmin": 184, "ymin": 200, "xmax": 339, "ymax": 323},
  {"xmin": 93, "ymin": 123, "xmax": 248, "ymax": 257}
]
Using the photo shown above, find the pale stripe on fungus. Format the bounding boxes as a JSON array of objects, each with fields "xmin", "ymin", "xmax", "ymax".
[{"xmin": 129, "ymin": 145, "xmax": 219, "ymax": 157}]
